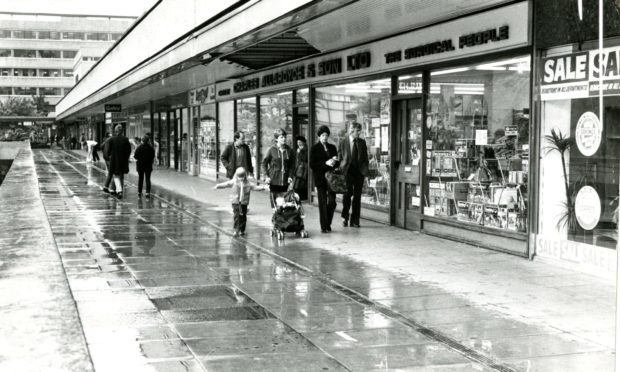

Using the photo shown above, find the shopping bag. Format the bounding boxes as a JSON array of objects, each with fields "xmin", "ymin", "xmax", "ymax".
[{"xmin": 325, "ymin": 170, "xmax": 347, "ymax": 194}]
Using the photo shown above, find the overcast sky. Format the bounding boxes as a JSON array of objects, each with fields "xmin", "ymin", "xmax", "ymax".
[{"xmin": 0, "ymin": 0, "xmax": 159, "ymax": 17}]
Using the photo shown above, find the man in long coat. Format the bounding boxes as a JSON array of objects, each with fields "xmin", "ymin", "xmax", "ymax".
[
  {"xmin": 103, "ymin": 124, "xmax": 131, "ymax": 199},
  {"xmin": 338, "ymin": 122, "xmax": 369, "ymax": 228}
]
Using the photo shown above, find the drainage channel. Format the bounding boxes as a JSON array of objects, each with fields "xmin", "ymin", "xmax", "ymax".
[{"xmin": 57, "ymin": 149, "xmax": 519, "ymax": 372}]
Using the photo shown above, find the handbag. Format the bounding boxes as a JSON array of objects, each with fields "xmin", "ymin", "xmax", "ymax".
[
  {"xmin": 325, "ymin": 169, "xmax": 347, "ymax": 194},
  {"xmin": 295, "ymin": 162, "xmax": 307, "ymax": 180}
]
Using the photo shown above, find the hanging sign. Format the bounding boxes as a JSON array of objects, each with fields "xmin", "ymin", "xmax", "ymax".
[
  {"xmin": 575, "ymin": 111, "xmax": 602, "ymax": 156},
  {"xmin": 574, "ymin": 186, "xmax": 601, "ymax": 230},
  {"xmin": 189, "ymin": 84, "xmax": 216, "ymax": 105},
  {"xmin": 104, "ymin": 104, "xmax": 121, "ymax": 112}
]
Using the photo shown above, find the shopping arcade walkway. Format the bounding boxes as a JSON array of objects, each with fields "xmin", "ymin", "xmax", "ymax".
[{"xmin": 0, "ymin": 146, "xmax": 615, "ymax": 371}]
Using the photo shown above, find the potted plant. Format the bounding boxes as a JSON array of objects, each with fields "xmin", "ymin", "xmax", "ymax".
[{"xmin": 544, "ymin": 128, "xmax": 577, "ymax": 232}]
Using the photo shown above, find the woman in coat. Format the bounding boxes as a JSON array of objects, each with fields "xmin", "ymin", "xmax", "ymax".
[
  {"xmin": 309, "ymin": 125, "xmax": 339, "ymax": 233},
  {"xmin": 293, "ymin": 135, "xmax": 308, "ymax": 201},
  {"xmin": 262, "ymin": 128, "xmax": 295, "ymax": 208},
  {"xmin": 133, "ymin": 135, "xmax": 156, "ymax": 198}
]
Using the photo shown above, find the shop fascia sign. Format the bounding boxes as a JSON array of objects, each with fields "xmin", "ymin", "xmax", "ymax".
[
  {"xmin": 217, "ymin": 2, "xmax": 528, "ymax": 100},
  {"xmin": 218, "ymin": 51, "xmax": 371, "ymax": 97},
  {"xmin": 541, "ymin": 45, "xmax": 620, "ymax": 100},
  {"xmin": 189, "ymin": 84, "xmax": 216, "ymax": 106}
]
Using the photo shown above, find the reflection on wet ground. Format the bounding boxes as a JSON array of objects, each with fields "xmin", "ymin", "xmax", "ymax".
[{"xmin": 22, "ymin": 150, "xmax": 617, "ymax": 371}]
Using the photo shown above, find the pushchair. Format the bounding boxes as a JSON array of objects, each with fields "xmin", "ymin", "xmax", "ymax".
[{"xmin": 270, "ymin": 187, "xmax": 308, "ymax": 240}]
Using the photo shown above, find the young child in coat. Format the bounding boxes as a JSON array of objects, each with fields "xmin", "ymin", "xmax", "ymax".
[{"xmin": 213, "ymin": 167, "xmax": 268, "ymax": 236}]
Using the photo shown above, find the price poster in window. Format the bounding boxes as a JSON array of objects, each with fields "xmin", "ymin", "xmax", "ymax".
[
  {"xmin": 431, "ymin": 150, "xmax": 457, "ymax": 177},
  {"xmin": 381, "ymin": 126, "xmax": 389, "ymax": 152}
]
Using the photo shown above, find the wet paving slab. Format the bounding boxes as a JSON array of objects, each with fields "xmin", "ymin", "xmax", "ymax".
[{"xmin": 4, "ymin": 148, "xmax": 611, "ymax": 371}]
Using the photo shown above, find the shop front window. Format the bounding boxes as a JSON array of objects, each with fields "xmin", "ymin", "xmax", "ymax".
[
  {"xmin": 260, "ymin": 92, "xmax": 293, "ymax": 163},
  {"xmin": 218, "ymin": 101, "xmax": 234, "ymax": 179},
  {"xmin": 540, "ymin": 44, "xmax": 620, "ymax": 250},
  {"xmin": 199, "ymin": 103, "xmax": 217, "ymax": 179},
  {"xmin": 426, "ymin": 56, "xmax": 531, "ymax": 232},
  {"xmin": 236, "ymin": 98, "xmax": 258, "ymax": 178},
  {"xmin": 316, "ymin": 78, "xmax": 392, "ymax": 210}
]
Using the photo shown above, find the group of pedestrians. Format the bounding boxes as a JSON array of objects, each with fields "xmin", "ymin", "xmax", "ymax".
[
  {"xmin": 90, "ymin": 122, "xmax": 369, "ymax": 237},
  {"xmin": 216, "ymin": 123, "xmax": 369, "ymax": 236},
  {"xmin": 101, "ymin": 124, "xmax": 155, "ymax": 199}
]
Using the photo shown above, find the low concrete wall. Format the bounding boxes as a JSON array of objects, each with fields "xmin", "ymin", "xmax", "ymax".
[{"xmin": 0, "ymin": 141, "xmax": 30, "ymax": 159}]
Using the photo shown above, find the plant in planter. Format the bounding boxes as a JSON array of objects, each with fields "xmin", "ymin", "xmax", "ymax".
[{"xmin": 544, "ymin": 128, "xmax": 577, "ymax": 232}]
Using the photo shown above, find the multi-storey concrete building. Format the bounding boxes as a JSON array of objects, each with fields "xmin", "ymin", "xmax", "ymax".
[{"xmin": 0, "ymin": 12, "xmax": 136, "ymax": 113}]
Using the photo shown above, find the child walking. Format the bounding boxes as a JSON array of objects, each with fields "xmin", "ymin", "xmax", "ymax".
[{"xmin": 214, "ymin": 167, "xmax": 268, "ymax": 236}]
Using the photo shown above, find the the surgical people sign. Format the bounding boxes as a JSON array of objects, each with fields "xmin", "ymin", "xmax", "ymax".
[{"xmin": 541, "ymin": 46, "xmax": 620, "ymax": 100}]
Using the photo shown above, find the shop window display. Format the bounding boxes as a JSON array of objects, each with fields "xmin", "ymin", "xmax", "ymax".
[
  {"xmin": 260, "ymin": 92, "xmax": 293, "ymax": 161},
  {"xmin": 315, "ymin": 78, "xmax": 392, "ymax": 209},
  {"xmin": 236, "ymin": 98, "xmax": 258, "ymax": 178},
  {"xmin": 540, "ymin": 45, "xmax": 620, "ymax": 250},
  {"xmin": 426, "ymin": 56, "xmax": 531, "ymax": 232},
  {"xmin": 199, "ymin": 103, "xmax": 217, "ymax": 179}
]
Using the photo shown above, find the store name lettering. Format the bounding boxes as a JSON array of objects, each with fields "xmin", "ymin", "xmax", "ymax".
[
  {"xmin": 307, "ymin": 58, "xmax": 343, "ymax": 77},
  {"xmin": 262, "ymin": 66, "xmax": 306, "ymax": 88},
  {"xmin": 405, "ymin": 40, "xmax": 455, "ymax": 59},
  {"xmin": 228, "ymin": 53, "xmax": 363, "ymax": 94},
  {"xmin": 233, "ymin": 78, "xmax": 259, "ymax": 93},
  {"xmin": 459, "ymin": 26, "xmax": 509, "ymax": 49},
  {"xmin": 543, "ymin": 53, "xmax": 588, "ymax": 84},
  {"xmin": 319, "ymin": 58, "xmax": 342, "ymax": 76},
  {"xmin": 347, "ymin": 52, "xmax": 371, "ymax": 71},
  {"xmin": 384, "ymin": 26, "xmax": 510, "ymax": 64}
]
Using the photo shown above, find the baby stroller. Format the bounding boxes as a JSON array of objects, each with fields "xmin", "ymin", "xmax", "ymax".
[{"xmin": 270, "ymin": 187, "xmax": 308, "ymax": 240}]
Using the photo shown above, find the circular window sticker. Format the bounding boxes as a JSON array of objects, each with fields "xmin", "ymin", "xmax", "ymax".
[
  {"xmin": 574, "ymin": 185, "xmax": 601, "ymax": 230},
  {"xmin": 426, "ymin": 116, "xmax": 433, "ymax": 129},
  {"xmin": 575, "ymin": 111, "xmax": 602, "ymax": 157}
]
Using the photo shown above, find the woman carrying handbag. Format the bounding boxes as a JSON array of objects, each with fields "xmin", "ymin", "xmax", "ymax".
[{"xmin": 309, "ymin": 125, "xmax": 339, "ymax": 233}]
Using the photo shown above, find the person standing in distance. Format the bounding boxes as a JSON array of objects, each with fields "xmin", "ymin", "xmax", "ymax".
[
  {"xmin": 134, "ymin": 135, "xmax": 156, "ymax": 199},
  {"xmin": 293, "ymin": 135, "xmax": 308, "ymax": 201},
  {"xmin": 103, "ymin": 124, "xmax": 131, "ymax": 199},
  {"xmin": 220, "ymin": 131, "xmax": 254, "ymax": 180},
  {"xmin": 310, "ymin": 125, "xmax": 338, "ymax": 233},
  {"xmin": 101, "ymin": 132, "xmax": 116, "ymax": 194},
  {"xmin": 338, "ymin": 122, "xmax": 369, "ymax": 228}
]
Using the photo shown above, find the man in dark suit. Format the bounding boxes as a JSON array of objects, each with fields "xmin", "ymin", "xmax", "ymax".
[
  {"xmin": 102, "ymin": 124, "xmax": 131, "ymax": 199},
  {"xmin": 338, "ymin": 122, "xmax": 369, "ymax": 228},
  {"xmin": 220, "ymin": 131, "xmax": 254, "ymax": 179}
]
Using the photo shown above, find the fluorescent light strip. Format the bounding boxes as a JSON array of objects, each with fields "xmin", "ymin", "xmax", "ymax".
[
  {"xmin": 475, "ymin": 66, "xmax": 507, "ymax": 71},
  {"xmin": 344, "ymin": 89, "xmax": 382, "ymax": 93},
  {"xmin": 455, "ymin": 91, "xmax": 484, "ymax": 95},
  {"xmin": 431, "ymin": 67, "xmax": 469, "ymax": 76}
]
